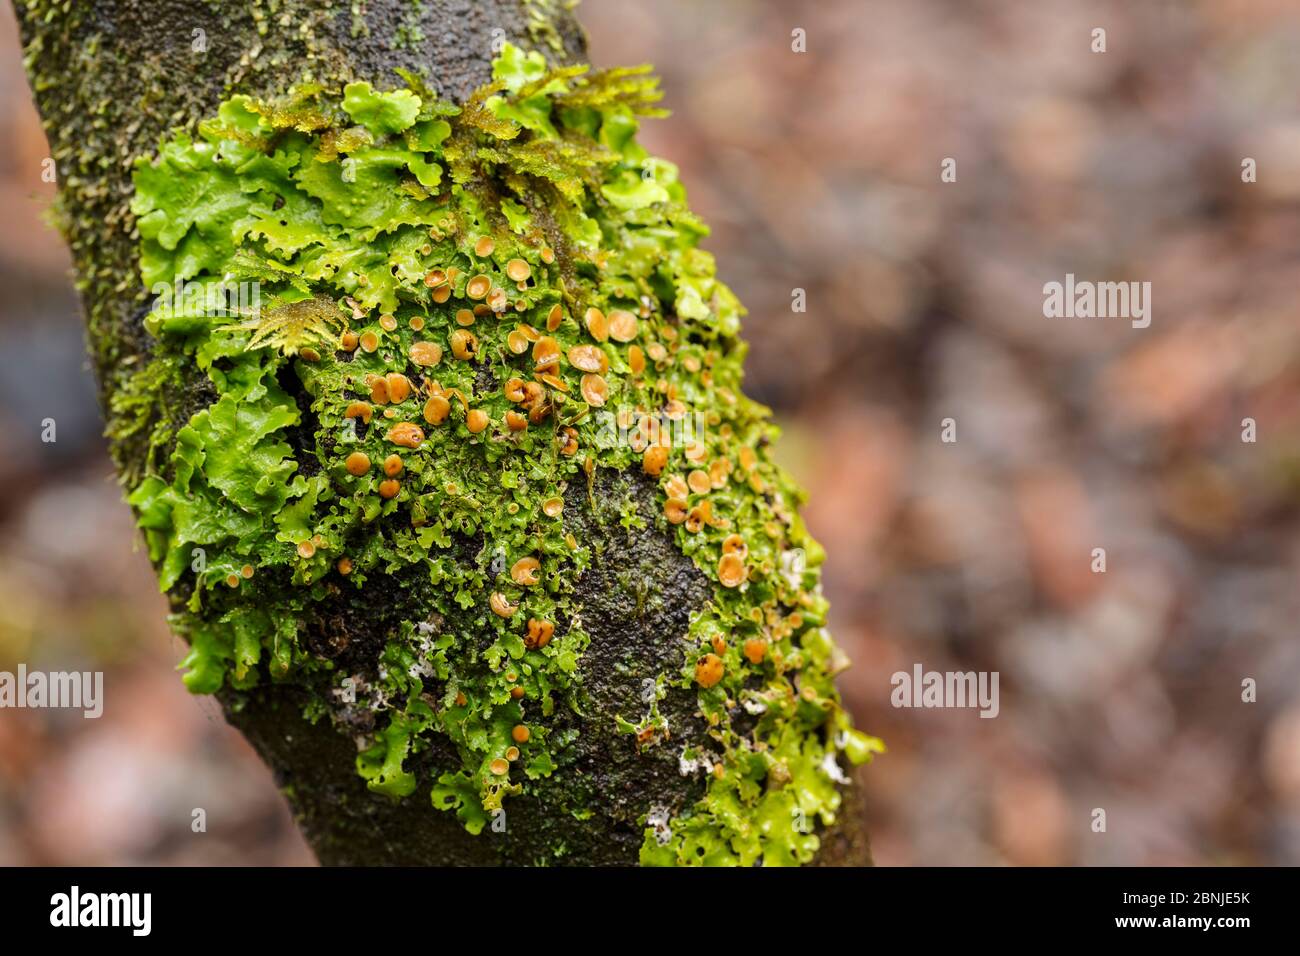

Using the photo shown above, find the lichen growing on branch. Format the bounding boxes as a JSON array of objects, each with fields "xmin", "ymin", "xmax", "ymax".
[{"xmin": 123, "ymin": 43, "xmax": 881, "ymax": 865}]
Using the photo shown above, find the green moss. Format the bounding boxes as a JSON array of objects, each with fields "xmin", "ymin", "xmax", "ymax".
[{"xmin": 125, "ymin": 43, "xmax": 881, "ymax": 865}]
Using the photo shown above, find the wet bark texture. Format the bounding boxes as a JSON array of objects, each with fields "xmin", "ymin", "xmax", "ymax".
[{"xmin": 14, "ymin": 0, "xmax": 871, "ymax": 866}]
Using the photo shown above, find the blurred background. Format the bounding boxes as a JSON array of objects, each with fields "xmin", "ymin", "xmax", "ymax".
[{"xmin": 3, "ymin": 0, "xmax": 1300, "ymax": 865}]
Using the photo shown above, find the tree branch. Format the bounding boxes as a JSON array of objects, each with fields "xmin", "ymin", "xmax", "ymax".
[{"xmin": 13, "ymin": 0, "xmax": 872, "ymax": 866}]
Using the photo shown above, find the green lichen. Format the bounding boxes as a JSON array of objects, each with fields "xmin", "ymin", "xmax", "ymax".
[{"xmin": 125, "ymin": 43, "xmax": 881, "ymax": 865}]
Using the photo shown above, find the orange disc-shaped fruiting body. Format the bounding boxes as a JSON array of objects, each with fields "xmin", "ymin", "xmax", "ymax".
[
  {"xmin": 511, "ymin": 556, "xmax": 541, "ymax": 586},
  {"xmin": 642, "ymin": 445, "xmax": 669, "ymax": 476},
  {"xmin": 422, "ymin": 395, "xmax": 451, "ymax": 425},
  {"xmin": 489, "ymin": 592, "xmax": 519, "ymax": 618},
  {"xmin": 717, "ymin": 553, "xmax": 747, "ymax": 588},
  {"xmin": 608, "ymin": 309, "xmax": 638, "ymax": 342},
  {"xmin": 386, "ymin": 422, "xmax": 425, "ymax": 449},
  {"xmin": 524, "ymin": 617, "xmax": 555, "ymax": 650},
  {"xmin": 695, "ymin": 653, "xmax": 725, "ymax": 688},
  {"xmin": 409, "ymin": 341, "xmax": 442, "ymax": 367},
  {"xmin": 580, "ymin": 373, "xmax": 609, "ymax": 407},
  {"xmin": 567, "ymin": 344, "xmax": 607, "ymax": 374}
]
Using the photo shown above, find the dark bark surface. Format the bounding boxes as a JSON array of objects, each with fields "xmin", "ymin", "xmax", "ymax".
[{"xmin": 14, "ymin": 0, "xmax": 871, "ymax": 866}]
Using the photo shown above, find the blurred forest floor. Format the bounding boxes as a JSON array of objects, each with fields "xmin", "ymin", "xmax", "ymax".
[{"xmin": 2, "ymin": 0, "xmax": 1299, "ymax": 865}]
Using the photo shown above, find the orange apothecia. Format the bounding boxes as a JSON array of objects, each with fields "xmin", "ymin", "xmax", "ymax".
[
  {"xmin": 490, "ymin": 758, "xmax": 509, "ymax": 776},
  {"xmin": 688, "ymin": 470, "xmax": 712, "ymax": 495},
  {"xmin": 296, "ymin": 540, "xmax": 316, "ymax": 559},
  {"xmin": 664, "ymin": 474, "xmax": 689, "ymax": 500},
  {"xmin": 505, "ymin": 410, "xmax": 528, "ymax": 431},
  {"xmin": 608, "ymin": 309, "xmax": 638, "ymax": 342},
  {"xmin": 345, "ymin": 451, "xmax": 370, "ymax": 476},
  {"xmin": 466, "ymin": 409, "xmax": 490, "ymax": 433},
  {"xmin": 546, "ymin": 303, "xmax": 563, "ymax": 331},
  {"xmin": 382, "ymin": 454, "xmax": 404, "ymax": 478},
  {"xmin": 510, "ymin": 557, "xmax": 541, "ymax": 586},
  {"xmin": 409, "ymin": 341, "xmax": 442, "ymax": 366},
  {"xmin": 489, "ymin": 592, "xmax": 519, "ymax": 618},
  {"xmin": 533, "ymin": 336, "xmax": 561, "ymax": 372},
  {"xmin": 721, "ymin": 534, "xmax": 748, "ymax": 558},
  {"xmin": 628, "ymin": 345, "xmax": 646, "ymax": 375},
  {"xmin": 422, "ymin": 395, "xmax": 451, "ymax": 425},
  {"xmin": 473, "ymin": 235, "xmax": 495, "ymax": 257},
  {"xmin": 580, "ymin": 373, "xmax": 608, "ymax": 407},
  {"xmin": 743, "ymin": 638, "xmax": 768, "ymax": 665},
  {"xmin": 695, "ymin": 653, "xmax": 725, "ymax": 688},
  {"xmin": 449, "ymin": 329, "xmax": 477, "ymax": 360},
  {"xmin": 505, "ymin": 258, "xmax": 531, "ymax": 282},
  {"xmin": 520, "ymin": 381, "xmax": 544, "ymax": 406},
  {"xmin": 466, "ymin": 274, "xmax": 491, "ymax": 300},
  {"xmin": 567, "ymin": 344, "xmax": 607, "ymax": 373},
  {"xmin": 511, "ymin": 725, "xmax": 530, "ymax": 744},
  {"xmin": 385, "ymin": 422, "xmax": 424, "ymax": 449},
  {"xmin": 379, "ymin": 313, "xmax": 398, "ymax": 332},
  {"xmin": 378, "ymin": 479, "xmax": 401, "ymax": 499},
  {"xmin": 642, "ymin": 445, "xmax": 669, "ymax": 476},
  {"xmin": 385, "ymin": 373, "xmax": 412, "ymax": 403},
  {"xmin": 339, "ymin": 330, "xmax": 359, "ymax": 351},
  {"xmin": 542, "ymin": 496, "xmax": 564, "ymax": 518},
  {"xmin": 359, "ymin": 330, "xmax": 379, "ymax": 353},
  {"xmin": 717, "ymin": 553, "xmax": 747, "ymax": 588},
  {"xmin": 344, "ymin": 401, "xmax": 373, "ymax": 424},
  {"xmin": 685, "ymin": 500, "xmax": 713, "ymax": 533},
  {"xmin": 524, "ymin": 618, "xmax": 554, "ymax": 650},
  {"xmin": 664, "ymin": 497, "xmax": 688, "ymax": 524},
  {"xmin": 336, "ymin": 557, "xmax": 353, "ymax": 576},
  {"xmin": 584, "ymin": 307, "xmax": 608, "ymax": 342},
  {"xmin": 528, "ymin": 399, "xmax": 552, "ymax": 426}
]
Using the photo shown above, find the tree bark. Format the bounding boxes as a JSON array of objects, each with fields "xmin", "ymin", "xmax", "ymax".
[{"xmin": 13, "ymin": 0, "xmax": 871, "ymax": 866}]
